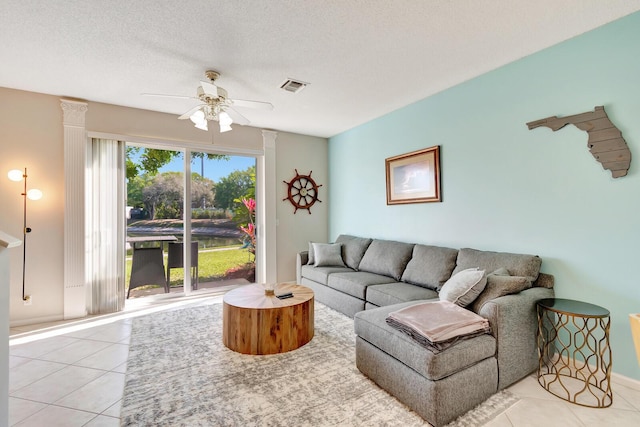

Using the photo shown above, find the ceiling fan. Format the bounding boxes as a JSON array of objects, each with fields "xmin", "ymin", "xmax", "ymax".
[{"xmin": 143, "ymin": 70, "xmax": 273, "ymax": 132}]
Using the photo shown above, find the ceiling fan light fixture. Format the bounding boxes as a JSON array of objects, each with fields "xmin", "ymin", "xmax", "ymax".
[
  {"xmin": 189, "ymin": 109, "xmax": 209, "ymax": 131},
  {"xmin": 218, "ymin": 111, "xmax": 233, "ymax": 133},
  {"xmin": 152, "ymin": 70, "xmax": 270, "ymax": 132},
  {"xmin": 189, "ymin": 109, "xmax": 205, "ymax": 124},
  {"xmin": 194, "ymin": 120, "xmax": 208, "ymax": 131}
]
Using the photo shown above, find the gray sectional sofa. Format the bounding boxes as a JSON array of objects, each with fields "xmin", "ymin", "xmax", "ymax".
[{"xmin": 296, "ymin": 235, "xmax": 554, "ymax": 426}]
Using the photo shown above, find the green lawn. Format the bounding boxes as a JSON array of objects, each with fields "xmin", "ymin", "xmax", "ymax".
[{"xmin": 126, "ymin": 246, "xmax": 253, "ymax": 289}]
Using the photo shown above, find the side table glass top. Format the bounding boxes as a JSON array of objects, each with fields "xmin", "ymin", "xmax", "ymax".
[{"xmin": 537, "ymin": 298, "xmax": 609, "ymax": 318}]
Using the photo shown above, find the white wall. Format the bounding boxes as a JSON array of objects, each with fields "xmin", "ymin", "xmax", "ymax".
[
  {"xmin": 0, "ymin": 87, "xmax": 328, "ymax": 324},
  {"xmin": 275, "ymin": 132, "xmax": 328, "ymax": 282},
  {"xmin": 0, "ymin": 88, "xmax": 65, "ymax": 324}
]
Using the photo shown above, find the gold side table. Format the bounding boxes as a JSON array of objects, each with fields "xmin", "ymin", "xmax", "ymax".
[{"xmin": 537, "ymin": 298, "xmax": 612, "ymax": 408}]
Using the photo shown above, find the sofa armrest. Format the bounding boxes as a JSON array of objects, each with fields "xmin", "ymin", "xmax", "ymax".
[
  {"xmin": 534, "ymin": 272, "xmax": 554, "ymax": 289},
  {"xmin": 478, "ymin": 286, "xmax": 554, "ymax": 389},
  {"xmin": 296, "ymin": 251, "xmax": 309, "ymax": 284}
]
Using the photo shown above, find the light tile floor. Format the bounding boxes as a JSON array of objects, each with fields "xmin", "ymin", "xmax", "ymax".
[{"xmin": 9, "ymin": 293, "xmax": 640, "ymax": 426}]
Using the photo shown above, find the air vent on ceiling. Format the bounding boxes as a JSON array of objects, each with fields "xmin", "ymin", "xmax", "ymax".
[{"xmin": 280, "ymin": 78, "xmax": 308, "ymax": 93}]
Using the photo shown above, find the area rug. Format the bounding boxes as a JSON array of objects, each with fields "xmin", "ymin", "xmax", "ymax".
[{"xmin": 121, "ymin": 302, "xmax": 519, "ymax": 426}]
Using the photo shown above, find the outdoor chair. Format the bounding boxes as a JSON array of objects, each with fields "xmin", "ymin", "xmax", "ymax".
[
  {"xmin": 166, "ymin": 241, "xmax": 199, "ymax": 290},
  {"xmin": 128, "ymin": 247, "xmax": 169, "ymax": 298}
]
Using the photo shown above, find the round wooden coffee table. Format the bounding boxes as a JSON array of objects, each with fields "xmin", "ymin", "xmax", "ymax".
[{"xmin": 222, "ymin": 283, "xmax": 314, "ymax": 355}]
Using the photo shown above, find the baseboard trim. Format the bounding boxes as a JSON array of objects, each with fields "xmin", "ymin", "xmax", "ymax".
[
  {"xmin": 10, "ymin": 314, "xmax": 64, "ymax": 328},
  {"xmin": 546, "ymin": 353, "xmax": 640, "ymax": 391},
  {"xmin": 612, "ymin": 372, "xmax": 640, "ymax": 391}
]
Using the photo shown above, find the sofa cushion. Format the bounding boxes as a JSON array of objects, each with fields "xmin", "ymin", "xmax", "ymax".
[
  {"xmin": 312, "ymin": 242, "xmax": 346, "ymax": 267},
  {"xmin": 358, "ymin": 239, "xmax": 415, "ymax": 280},
  {"xmin": 354, "ymin": 301, "xmax": 496, "ymax": 381},
  {"xmin": 470, "ymin": 274, "xmax": 532, "ymax": 313},
  {"xmin": 328, "ymin": 271, "xmax": 396, "ymax": 299},
  {"xmin": 439, "ymin": 268, "xmax": 487, "ymax": 307},
  {"xmin": 401, "ymin": 244, "xmax": 458, "ymax": 290},
  {"xmin": 452, "ymin": 248, "xmax": 542, "ymax": 282},
  {"xmin": 335, "ymin": 235, "xmax": 373, "ymax": 270},
  {"xmin": 300, "ymin": 264, "xmax": 353, "ymax": 286},
  {"xmin": 367, "ymin": 283, "xmax": 438, "ymax": 307}
]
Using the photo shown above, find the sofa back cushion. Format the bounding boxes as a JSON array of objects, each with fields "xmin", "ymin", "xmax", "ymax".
[
  {"xmin": 452, "ymin": 248, "xmax": 542, "ymax": 282},
  {"xmin": 335, "ymin": 235, "xmax": 373, "ymax": 270},
  {"xmin": 358, "ymin": 239, "xmax": 414, "ymax": 280},
  {"xmin": 401, "ymin": 244, "xmax": 458, "ymax": 290}
]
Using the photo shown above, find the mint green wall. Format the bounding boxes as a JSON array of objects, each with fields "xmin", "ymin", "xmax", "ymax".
[{"xmin": 329, "ymin": 12, "xmax": 640, "ymax": 380}]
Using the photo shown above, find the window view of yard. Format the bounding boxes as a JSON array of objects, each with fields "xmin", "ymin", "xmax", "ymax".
[{"xmin": 125, "ymin": 147, "xmax": 256, "ymax": 297}]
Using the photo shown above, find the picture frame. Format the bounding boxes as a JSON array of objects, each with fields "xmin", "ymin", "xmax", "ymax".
[{"xmin": 385, "ymin": 145, "xmax": 441, "ymax": 204}]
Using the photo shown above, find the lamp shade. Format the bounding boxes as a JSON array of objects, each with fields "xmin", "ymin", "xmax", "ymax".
[
  {"xmin": 195, "ymin": 121, "xmax": 208, "ymax": 131},
  {"xmin": 189, "ymin": 110, "xmax": 205, "ymax": 124},
  {"xmin": 219, "ymin": 111, "xmax": 233, "ymax": 133},
  {"xmin": 27, "ymin": 189, "xmax": 43, "ymax": 200},
  {"xmin": 8, "ymin": 169, "xmax": 23, "ymax": 181}
]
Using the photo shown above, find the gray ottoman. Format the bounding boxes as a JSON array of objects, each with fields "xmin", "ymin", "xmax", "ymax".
[{"xmin": 354, "ymin": 301, "xmax": 498, "ymax": 427}]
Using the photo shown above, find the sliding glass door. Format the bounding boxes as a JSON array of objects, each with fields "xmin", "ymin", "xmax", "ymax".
[{"xmin": 124, "ymin": 145, "xmax": 256, "ymax": 299}]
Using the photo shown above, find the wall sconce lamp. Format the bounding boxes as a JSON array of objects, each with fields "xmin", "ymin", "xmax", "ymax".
[{"xmin": 8, "ymin": 168, "xmax": 42, "ymax": 302}]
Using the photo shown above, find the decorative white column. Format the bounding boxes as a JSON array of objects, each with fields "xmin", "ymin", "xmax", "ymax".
[
  {"xmin": 61, "ymin": 99, "xmax": 88, "ymax": 319},
  {"xmin": 259, "ymin": 130, "xmax": 278, "ymax": 284}
]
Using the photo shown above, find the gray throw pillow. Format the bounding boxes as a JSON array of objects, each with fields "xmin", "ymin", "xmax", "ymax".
[
  {"xmin": 471, "ymin": 274, "xmax": 532, "ymax": 312},
  {"xmin": 312, "ymin": 243, "xmax": 346, "ymax": 267},
  {"xmin": 439, "ymin": 267, "xmax": 487, "ymax": 307},
  {"xmin": 491, "ymin": 267, "xmax": 510, "ymax": 276},
  {"xmin": 307, "ymin": 241, "xmax": 315, "ymax": 265}
]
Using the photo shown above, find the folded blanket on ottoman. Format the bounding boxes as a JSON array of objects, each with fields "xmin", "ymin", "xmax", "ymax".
[{"xmin": 386, "ymin": 300, "xmax": 491, "ymax": 353}]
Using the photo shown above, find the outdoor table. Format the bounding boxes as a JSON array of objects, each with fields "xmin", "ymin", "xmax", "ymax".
[{"xmin": 126, "ymin": 235, "xmax": 177, "ymax": 298}]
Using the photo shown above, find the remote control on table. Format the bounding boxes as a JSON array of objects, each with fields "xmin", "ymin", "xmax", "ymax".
[{"xmin": 276, "ymin": 292, "xmax": 294, "ymax": 299}]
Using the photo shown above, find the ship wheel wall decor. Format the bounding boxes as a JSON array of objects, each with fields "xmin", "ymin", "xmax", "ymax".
[{"xmin": 283, "ymin": 169, "xmax": 322, "ymax": 214}]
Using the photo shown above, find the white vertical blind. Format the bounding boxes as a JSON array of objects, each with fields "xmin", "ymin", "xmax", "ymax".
[{"xmin": 87, "ymin": 138, "xmax": 125, "ymax": 314}]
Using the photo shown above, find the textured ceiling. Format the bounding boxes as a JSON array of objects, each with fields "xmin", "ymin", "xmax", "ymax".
[{"xmin": 1, "ymin": 1, "xmax": 639, "ymax": 138}]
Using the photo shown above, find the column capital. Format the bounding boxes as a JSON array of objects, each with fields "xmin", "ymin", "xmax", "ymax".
[
  {"xmin": 61, "ymin": 99, "xmax": 88, "ymax": 127},
  {"xmin": 261, "ymin": 130, "xmax": 278, "ymax": 149}
]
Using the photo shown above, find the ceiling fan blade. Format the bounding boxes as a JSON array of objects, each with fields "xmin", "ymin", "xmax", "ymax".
[
  {"xmin": 230, "ymin": 98, "xmax": 274, "ymax": 110},
  {"xmin": 142, "ymin": 93, "xmax": 195, "ymax": 100},
  {"xmin": 178, "ymin": 105, "xmax": 204, "ymax": 120},
  {"xmin": 199, "ymin": 80, "xmax": 219, "ymax": 96},
  {"xmin": 225, "ymin": 106, "xmax": 250, "ymax": 126}
]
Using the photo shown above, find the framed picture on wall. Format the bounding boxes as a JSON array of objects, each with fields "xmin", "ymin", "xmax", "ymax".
[{"xmin": 385, "ymin": 145, "xmax": 441, "ymax": 204}]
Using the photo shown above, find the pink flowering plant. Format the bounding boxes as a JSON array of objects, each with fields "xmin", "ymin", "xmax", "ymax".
[{"xmin": 239, "ymin": 197, "xmax": 256, "ymax": 258}]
